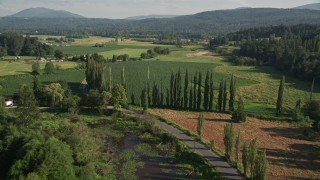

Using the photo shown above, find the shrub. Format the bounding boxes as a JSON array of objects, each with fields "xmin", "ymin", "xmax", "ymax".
[{"xmin": 232, "ymin": 98, "xmax": 247, "ymax": 122}]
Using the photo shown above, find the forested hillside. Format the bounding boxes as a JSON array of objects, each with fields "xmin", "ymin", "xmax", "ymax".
[
  {"xmin": 210, "ymin": 24, "xmax": 320, "ymax": 82},
  {"xmin": 1, "ymin": 8, "xmax": 320, "ymax": 37}
]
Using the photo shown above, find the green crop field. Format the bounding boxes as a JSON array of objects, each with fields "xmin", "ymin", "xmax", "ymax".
[
  {"xmin": 1, "ymin": 37, "xmax": 319, "ymax": 121},
  {"xmin": 0, "ymin": 69, "xmax": 85, "ymax": 96},
  {"xmin": 0, "ymin": 61, "xmax": 255, "ymax": 100}
]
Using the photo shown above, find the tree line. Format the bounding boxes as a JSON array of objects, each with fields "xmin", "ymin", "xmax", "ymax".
[
  {"xmin": 0, "ymin": 32, "xmax": 53, "ymax": 57},
  {"xmin": 138, "ymin": 70, "xmax": 239, "ymax": 114},
  {"xmin": 209, "ymin": 24, "xmax": 320, "ymax": 82}
]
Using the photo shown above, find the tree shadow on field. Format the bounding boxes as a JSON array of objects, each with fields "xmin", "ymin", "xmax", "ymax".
[
  {"xmin": 16, "ymin": 71, "xmax": 32, "ymax": 75},
  {"xmin": 188, "ymin": 117, "xmax": 232, "ymax": 123},
  {"xmin": 261, "ymin": 126, "xmax": 308, "ymax": 141},
  {"xmin": 238, "ymin": 66, "xmax": 320, "ymax": 92},
  {"xmin": 264, "ymin": 143, "xmax": 320, "ymax": 173}
]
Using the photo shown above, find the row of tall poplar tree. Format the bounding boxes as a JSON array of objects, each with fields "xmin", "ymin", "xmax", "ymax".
[{"xmin": 140, "ymin": 69, "xmax": 237, "ymax": 113}]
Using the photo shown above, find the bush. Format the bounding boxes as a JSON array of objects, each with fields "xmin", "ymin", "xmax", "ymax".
[
  {"xmin": 303, "ymin": 100, "xmax": 320, "ymax": 130},
  {"xmin": 232, "ymin": 56, "xmax": 257, "ymax": 66},
  {"xmin": 232, "ymin": 98, "xmax": 246, "ymax": 122}
]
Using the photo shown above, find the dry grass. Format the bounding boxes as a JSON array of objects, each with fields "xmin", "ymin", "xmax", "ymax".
[{"xmin": 149, "ymin": 109, "xmax": 320, "ymax": 180}]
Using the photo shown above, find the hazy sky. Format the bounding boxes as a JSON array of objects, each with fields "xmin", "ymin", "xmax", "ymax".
[{"xmin": 0, "ymin": 0, "xmax": 319, "ymax": 18}]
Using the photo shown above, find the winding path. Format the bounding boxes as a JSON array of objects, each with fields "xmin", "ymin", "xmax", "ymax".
[{"xmin": 122, "ymin": 109, "xmax": 243, "ymax": 180}]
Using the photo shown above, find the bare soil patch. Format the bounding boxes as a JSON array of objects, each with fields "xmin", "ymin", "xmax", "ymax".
[{"xmin": 149, "ymin": 109, "xmax": 320, "ymax": 180}]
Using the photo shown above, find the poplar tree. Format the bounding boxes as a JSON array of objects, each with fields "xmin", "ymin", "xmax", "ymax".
[
  {"xmin": 177, "ymin": 70, "xmax": 182, "ymax": 109},
  {"xmin": 223, "ymin": 80, "xmax": 227, "ymax": 112},
  {"xmin": 121, "ymin": 66, "xmax": 126, "ymax": 89},
  {"xmin": 248, "ymin": 139, "xmax": 257, "ymax": 178},
  {"xmin": 166, "ymin": 89, "xmax": 170, "ymax": 106},
  {"xmin": 253, "ymin": 150, "xmax": 268, "ymax": 180},
  {"xmin": 193, "ymin": 74, "xmax": 197, "ymax": 110},
  {"xmin": 173, "ymin": 73, "xmax": 177, "ymax": 108},
  {"xmin": 276, "ymin": 76, "xmax": 285, "ymax": 114},
  {"xmin": 242, "ymin": 144, "xmax": 249, "ymax": 177},
  {"xmin": 109, "ymin": 67, "xmax": 112, "ymax": 92},
  {"xmin": 184, "ymin": 69, "xmax": 189, "ymax": 109},
  {"xmin": 189, "ymin": 88, "xmax": 193, "ymax": 110},
  {"xmin": 229, "ymin": 74, "xmax": 236, "ymax": 112},
  {"xmin": 209, "ymin": 72, "xmax": 214, "ymax": 111},
  {"xmin": 170, "ymin": 73, "xmax": 174, "ymax": 107},
  {"xmin": 197, "ymin": 113, "xmax": 204, "ymax": 137},
  {"xmin": 197, "ymin": 72, "xmax": 202, "ymax": 110},
  {"xmin": 218, "ymin": 80, "xmax": 223, "ymax": 112},
  {"xmin": 33, "ymin": 76, "xmax": 42, "ymax": 101},
  {"xmin": 141, "ymin": 88, "xmax": 148, "ymax": 111},
  {"xmin": 235, "ymin": 131, "xmax": 241, "ymax": 163},
  {"xmin": 203, "ymin": 71, "xmax": 210, "ymax": 111},
  {"xmin": 223, "ymin": 123, "xmax": 234, "ymax": 160}
]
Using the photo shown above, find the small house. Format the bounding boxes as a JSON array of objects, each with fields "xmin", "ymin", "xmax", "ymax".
[{"xmin": 5, "ymin": 99, "xmax": 13, "ymax": 106}]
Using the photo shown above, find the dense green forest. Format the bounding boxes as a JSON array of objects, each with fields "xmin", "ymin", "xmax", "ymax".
[
  {"xmin": 1, "ymin": 8, "xmax": 320, "ymax": 37},
  {"xmin": 210, "ymin": 24, "xmax": 320, "ymax": 82},
  {"xmin": 0, "ymin": 33, "xmax": 52, "ymax": 56}
]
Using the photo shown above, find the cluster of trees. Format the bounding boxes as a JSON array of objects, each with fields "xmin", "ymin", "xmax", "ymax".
[
  {"xmin": 210, "ymin": 25, "xmax": 320, "ymax": 82},
  {"xmin": 0, "ymin": 85, "xmax": 114, "ymax": 179},
  {"xmin": 140, "ymin": 47, "xmax": 170, "ymax": 59},
  {"xmin": 137, "ymin": 70, "xmax": 244, "ymax": 117},
  {"xmin": 139, "ymin": 70, "xmax": 216, "ymax": 112},
  {"xmin": 32, "ymin": 61, "xmax": 58, "ymax": 75},
  {"xmin": 47, "ymin": 37, "xmax": 75, "ymax": 43},
  {"xmin": 224, "ymin": 124, "xmax": 268, "ymax": 179},
  {"xmin": 85, "ymin": 54, "xmax": 127, "ymax": 110},
  {"xmin": 0, "ymin": 33, "xmax": 52, "ymax": 57}
]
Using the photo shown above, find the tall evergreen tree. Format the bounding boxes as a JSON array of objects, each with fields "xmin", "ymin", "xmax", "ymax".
[
  {"xmin": 193, "ymin": 74, "xmax": 197, "ymax": 110},
  {"xmin": 223, "ymin": 80, "xmax": 228, "ymax": 112},
  {"xmin": 121, "ymin": 66, "xmax": 126, "ymax": 89},
  {"xmin": 203, "ymin": 71, "xmax": 210, "ymax": 111},
  {"xmin": 109, "ymin": 67, "xmax": 112, "ymax": 92},
  {"xmin": 173, "ymin": 73, "xmax": 177, "ymax": 108},
  {"xmin": 141, "ymin": 88, "xmax": 148, "ymax": 111},
  {"xmin": 197, "ymin": 113, "xmax": 204, "ymax": 137},
  {"xmin": 235, "ymin": 131, "xmax": 241, "ymax": 163},
  {"xmin": 166, "ymin": 89, "xmax": 170, "ymax": 107},
  {"xmin": 248, "ymin": 139, "xmax": 258, "ymax": 178},
  {"xmin": 223, "ymin": 123, "xmax": 235, "ymax": 160},
  {"xmin": 218, "ymin": 80, "xmax": 223, "ymax": 112},
  {"xmin": 160, "ymin": 89, "xmax": 164, "ymax": 107},
  {"xmin": 189, "ymin": 88, "xmax": 193, "ymax": 110},
  {"xmin": 276, "ymin": 76, "xmax": 285, "ymax": 114},
  {"xmin": 229, "ymin": 74, "xmax": 236, "ymax": 112},
  {"xmin": 176, "ymin": 70, "xmax": 182, "ymax": 109},
  {"xmin": 184, "ymin": 69, "xmax": 189, "ymax": 109},
  {"xmin": 209, "ymin": 72, "xmax": 214, "ymax": 111},
  {"xmin": 170, "ymin": 73, "xmax": 174, "ymax": 107},
  {"xmin": 33, "ymin": 76, "xmax": 42, "ymax": 101},
  {"xmin": 242, "ymin": 144, "xmax": 249, "ymax": 177},
  {"xmin": 197, "ymin": 72, "xmax": 202, "ymax": 110}
]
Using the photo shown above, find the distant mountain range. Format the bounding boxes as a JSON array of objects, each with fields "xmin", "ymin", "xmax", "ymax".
[
  {"xmin": 8, "ymin": 7, "xmax": 84, "ymax": 18},
  {"xmin": 1, "ymin": 6, "xmax": 320, "ymax": 37},
  {"xmin": 293, "ymin": 3, "xmax": 320, "ymax": 11},
  {"xmin": 126, "ymin": 15, "xmax": 180, "ymax": 20}
]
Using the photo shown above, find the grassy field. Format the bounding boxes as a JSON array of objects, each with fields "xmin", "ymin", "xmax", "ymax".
[{"xmin": 0, "ymin": 60, "xmax": 78, "ymax": 76}]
